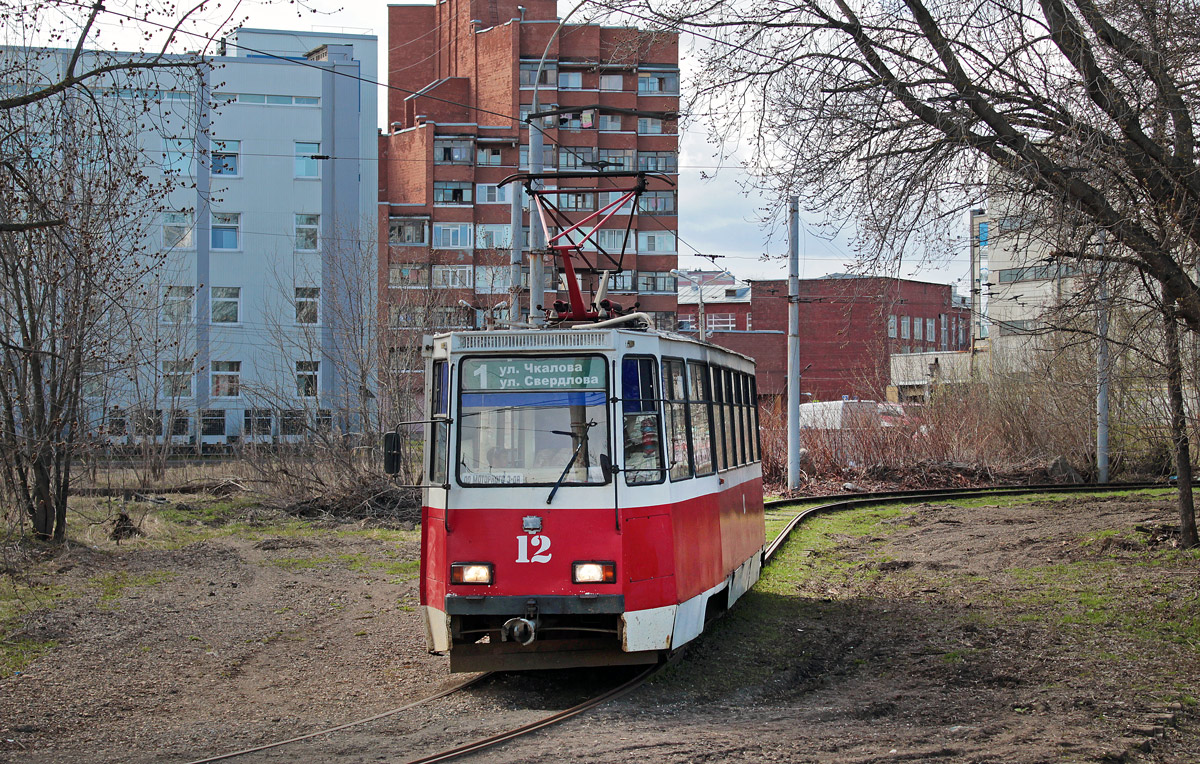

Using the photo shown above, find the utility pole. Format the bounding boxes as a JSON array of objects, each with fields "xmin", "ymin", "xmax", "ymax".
[
  {"xmin": 1096, "ymin": 231, "xmax": 1110, "ymax": 484},
  {"xmin": 787, "ymin": 198, "xmax": 801, "ymax": 491}
]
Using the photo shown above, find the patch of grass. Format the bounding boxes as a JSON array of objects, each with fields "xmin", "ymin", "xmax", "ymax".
[
  {"xmin": 88, "ymin": 570, "xmax": 175, "ymax": 605},
  {"xmin": 1, "ymin": 636, "xmax": 56, "ymax": 675},
  {"xmin": 337, "ymin": 552, "xmax": 420, "ymax": 580},
  {"xmin": 265, "ymin": 555, "xmax": 331, "ymax": 572}
]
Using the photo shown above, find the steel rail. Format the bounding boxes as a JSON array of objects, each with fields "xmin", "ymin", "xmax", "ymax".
[
  {"xmin": 398, "ymin": 662, "xmax": 661, "ymax": 764},
  {"xmin": 180, "ymin": 674, "xmax": 489, "ymax": 764}
]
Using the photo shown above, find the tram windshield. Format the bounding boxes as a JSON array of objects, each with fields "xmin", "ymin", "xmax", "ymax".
[{"xmin": 457, "ymin": 356, "xmax": 610, "ymax": 486}]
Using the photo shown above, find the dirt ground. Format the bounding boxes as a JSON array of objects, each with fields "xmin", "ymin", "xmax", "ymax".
[{"xmin": 2, "ymin": 492, "xmax": 1198, "ymax": 763}]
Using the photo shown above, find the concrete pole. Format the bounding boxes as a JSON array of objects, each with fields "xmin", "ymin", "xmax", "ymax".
[
  {"xmin": 697, "ymin": 284, "xmax": 706, "ymax": 338},
  {"xmin": 509, "ymin": 160, "xmax": 523, "ymax": 320},
  {"xmin": 787, "ymin": 198, "xmax": 801, "ymax": 490},
  {"xmin": 1097, "ymin": 231, "xmax": 1110, "ymax": 483}
]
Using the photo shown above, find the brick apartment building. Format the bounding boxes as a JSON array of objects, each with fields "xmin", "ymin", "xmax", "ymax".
[
  {"xmin": 379, "ymin": 0, "xmax": 681, "ymax": 339},
  {"xmin": 677, "ymin": 275, "xmax": 971, "ymax": 402}
]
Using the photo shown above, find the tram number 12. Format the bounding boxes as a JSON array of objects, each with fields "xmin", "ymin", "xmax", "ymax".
[{"xmin": 516, "ymin": 535, "xmax": 552, "ymax": 563}]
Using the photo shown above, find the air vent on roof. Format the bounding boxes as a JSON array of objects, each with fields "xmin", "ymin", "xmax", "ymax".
[{"xmin": 452, "ymin": 331, "xmax": 612, "ymax": 352}]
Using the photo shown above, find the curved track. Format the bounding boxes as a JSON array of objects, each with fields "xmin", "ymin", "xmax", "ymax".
[{"xmin": 183, "ymin": 480, "xmax": 1174, "ymax": 763}]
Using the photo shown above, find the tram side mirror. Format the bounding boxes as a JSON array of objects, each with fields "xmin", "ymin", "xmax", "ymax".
[
  {"xmin": 600, "ymin": 453, "xmax": 612, "ymax": 483},
  {"xmin": 383, "ymin": 431, "xmax": 402, "ymax": 475}
]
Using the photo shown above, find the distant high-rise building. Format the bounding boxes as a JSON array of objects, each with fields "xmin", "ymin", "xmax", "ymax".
[{"xmin": 379, "ymin": 0, "xmax": 681, "ymax": 338}]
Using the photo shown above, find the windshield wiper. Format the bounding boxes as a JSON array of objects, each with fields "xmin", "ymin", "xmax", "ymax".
[{"xmin": 546, "ymin": 420, "xmax": 596, "ymax": 505}]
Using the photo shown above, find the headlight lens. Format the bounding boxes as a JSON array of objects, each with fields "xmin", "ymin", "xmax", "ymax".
[
  {"xmin": 572, "ymin": 561, "xmax": 616, "ymax": 584},
  {"xmin": 450, "ymin": 562, "xmax": 493, "ymax": 585}
]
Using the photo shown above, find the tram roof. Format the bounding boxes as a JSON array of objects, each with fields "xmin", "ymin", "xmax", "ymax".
[{"xmin": 427, "ymin": 326, "xmax": 757, "ymax": 367}]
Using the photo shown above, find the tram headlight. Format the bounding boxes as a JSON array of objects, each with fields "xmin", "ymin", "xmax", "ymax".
[
  {"xmin": 450, "ymin": 562, "xmax": 494, "ymax": 585},
  {"xmin": 572, "ymin": 561, "xmax": 616, "ymax": 584}
]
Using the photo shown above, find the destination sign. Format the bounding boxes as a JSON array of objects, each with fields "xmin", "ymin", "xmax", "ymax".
[{"xmin": 462, "ymin": 357, "xmax": 606, "ymax": 391}]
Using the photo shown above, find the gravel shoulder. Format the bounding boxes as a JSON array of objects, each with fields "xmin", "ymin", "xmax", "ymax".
[{"xmin": 2, "ymin": 490, "xmax": 1198, "ymax": 763}]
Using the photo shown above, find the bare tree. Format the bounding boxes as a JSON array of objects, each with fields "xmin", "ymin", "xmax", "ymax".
[{"xmin": 0, "ymin": 2, "xmax": 239, "ymax": 541}]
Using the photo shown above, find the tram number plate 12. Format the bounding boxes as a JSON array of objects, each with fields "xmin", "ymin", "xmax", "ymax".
[{"xmin": 516, "ymin": 534, "xmax": 552, "ymax": 563}]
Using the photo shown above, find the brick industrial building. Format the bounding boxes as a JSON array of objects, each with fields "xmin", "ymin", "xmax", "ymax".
[
  {"xmin": 379, "ymin": 0, "xmax": 681, "ymax": 336},
  {"xmin": 677, "ymin": 275, "xmax": 971, "ymax": 402}
]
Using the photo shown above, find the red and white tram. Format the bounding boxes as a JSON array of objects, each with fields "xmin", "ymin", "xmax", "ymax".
[
  {"xmin": 389, "ymin": 170, "xmax": 765, "ymax": 670},
  {"xmin": 416, "ymin": 327, "xmax": 765, "ymax": 671}
]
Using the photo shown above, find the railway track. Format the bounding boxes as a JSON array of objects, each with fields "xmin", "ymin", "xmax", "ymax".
[{"xmin": 181, "ymin": 479, "xmax": 1175, "ymax": 764}]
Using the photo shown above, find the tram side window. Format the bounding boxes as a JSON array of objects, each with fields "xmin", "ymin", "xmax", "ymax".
[
  {"xmin": 430, "ymin": 361, "xmax": 450, "ymax": 485},
  {"xmin": 662, "ymin": 359, "xmax": 693, "ymax": 481},
  {"xmin": 621, "ymin": 357, "xmax": 664, "ymax": 485},
  {"xmin": 724, "ymin": 368, "xmax": 740, "ymax": 466},
  {"xmin": 748, "ymin": 374, "xmax": 761, "ymax": 462},
  {"xmin": 734, "ymin": 371, "xmax": 748, "ymax": 465},
  {"xmin": 687, "ymin": 361, "xmax": 715, "ymax": 475},
  {"xmin": 710, "ymin": 366, "xmax": 727, "ymax": 471}
]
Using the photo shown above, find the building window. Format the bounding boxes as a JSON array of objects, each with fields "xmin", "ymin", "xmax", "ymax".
[
  {"xmin": 558, "ymin": 71, "xmax": 582, "ymax": 89},
  {"xmin": 477, "ymin": 146, "xmax": 503, "ymax": 166},
  {"xmin": 519, "ymin": 61, "xmax": 556, "ymax": 87},
  {"xmin": 637, "ymin": 271, "xmax": 676, "ymax": 293},
  {"xmin": 162, "ymin": 138, "xmax": 194, "ymax": 176},
  {"xmin": 599, "ymin": 73, "xmax": 624, "ymax": 91},
  {"xmin": 597, "ymin": 114, "xmax": 622, "ymax": 131},
  {"xmin": 170, "ymin": 412, "xmax": 190, "ymax": 436},
  {"xmin": 638, "ymin": 70, "xmax": 680, "ymax": 94},
  {"xmin": 163, "ymin": 211, "xmax": 194, "ymax": 249},
  {"xmin": 940, "ymin": 314, "xmax": 948, "ymax": 349},
  {"xmin": 901, "ymin": 316, "xmax": 910, "ymax": 339},
  {"xmin": 599, "ymin": 191, "xmax": 634, "ymax": 214},
  {"xmin": 162, "ymin": 285, "xmax": 194, "ymax": 324},
  {"xmin": 212, "ymin": 139, "xmax": 240, "ymax": 175},
  {"xmin": 211, "ymin": 212, "xmax": 240, "ymax": 250},
  {"xmin": 558, "ymin": 192, "xmax": 595, "ymax": 211},
  {"xmin": 888, "ymin": 315, "xmax": 897, "ymax": 338},
  {"xmin": 432, "ymin": 223, "xmax": 472, "ymax": 248},
  {"xmin": 296, "ymin": 361, "xmax": 319, "ymax": 398},
  {"xmin": 475, "ymin": 265, "xmax": 512, "ymax": 295},
  {"xmin": 637, "ymin": 117, "xmax": 664, "ymax": 134},
  {"xmin": 432, "ymin": 264, "xmax": 474, "ymax": 289},
  {"xmin": 594, "ymin": 228, "xmax": 632, "ymax": 252},
  {"xmin": 280, "ymin": 410, "xmax": 307, "ymax": 436},
  {"xmin": 914, "ymin": 317, "xmax": 923, "ymax": 340},
  {"xmin": 201, "ymin": 409, "xmax": 226, "ymax": 436},
  {"xmin": 389, "ymin": 217, "xmax": 427, "ymax": 245},
  {"xmin": 245, "ymin": 408, "xmax": 272, "ymax": 436},
  {"xmin": 211, "ymin": 361, "xmax": 241, "ymax": 398},
  {"xmin": 598, "ymin": 148, "xmax": 635, "ymax": 171},
  {"xmin": 294, "ymin": 214, "xmax": 318, "ymax": 251},
  {"xmin": 926, "ymin": 318, "xmax": 935, "ymax": 343},
  {"xmin": 433, "ymin": 182, "xmax": 473, "ymax": 205},
  {"xmin": 434, "ymin": 139, "xmax": 473, "ymax": 164},
  {"xmin": 389, "ymin": 263, "xmax": 429, "ymax": 287},
  {"xmin": 558, "ymin": 146, "xmax": 596, "ymax": 170},
  {"xmin": 134, "ymin": 409, "xmax": 163, "ymax": 437},
  {"xmin": 747, "ymin": 312, "xmax": 752, "ymax": 330},
  {"xmin": 646, "ymin": 311, "xmax": 675, "ymax": 332},
  {"xmin": 476, "ymin": 183, "xmax": 510, "ymax": 204},
  {"xmin": 295, "ymin": 287, "xmax": 319, "ymax": 324},
  {"xmin": 606, "ymin": 271, "xmax": 634, "ymax": 291},
  {"xmin": 211, "ymin": 287, "xmax": 241, "ymax": 324},
  {"xmin": 475, "ymin": 224, "xmax": 511, "ymax": 249},
  {"xmin": 707, "ymin": 313, "xmax": 736, "ymax": 331},
  {"xmin": 637, "ymin": 231, "xmax": 676, "ymax": 253},
  {"xmin": 638, "ymin": 191, "xmax": 676, "ymax": 215},
  {"xmin": 519, "ymin": 144, "xmax": 556, "ymax": 167},
  {"xmin": 162, "ymin": 361, "xmax": 193, "ymax": 398},
  {"xmin": 431, "ymin": 307, "xmax": 473, "ymax": 328},
  {"xmin": 638, "ymin": 151, "xmax": 677, "ymax": 172},
  {"xmin": 294, "ymin": 141, "xmax": 320, "ymax": 177}
]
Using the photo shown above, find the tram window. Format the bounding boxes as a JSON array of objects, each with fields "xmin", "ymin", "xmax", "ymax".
[
  {"xmin": 457, "ymin": 356, "xmax": 610, "ymax": 486},
  {"xmin": 687, "ymin": 361, "xmax": 714, "ymax": 476},
  {"xmin": 430, "ymin": 361, "xmax": 450, "ymax": 485},
  {"xmin": 722, "ymin": 369, "xmax": 738, "ymax": 466},
  {"xmin": 621, "ymin": 357, "xmax": 664, "ymax": 485},
  {"xmin": 739, "ymin": 373, "xmax": 752, "ymax": 462},
  {"xmin": 734, "ymin": 372, "xmax": 748, "ymax": 465},
  {"xmin": 662, "ymin": 359, "xmax": 693, "ymax": 481},
  {"xmin": 749, "ymin": 375, "xmax": 761, "ymax": 462},
  {"xmin": 710, "ymin": 366, "xmax": 727, "ymax": 471}
]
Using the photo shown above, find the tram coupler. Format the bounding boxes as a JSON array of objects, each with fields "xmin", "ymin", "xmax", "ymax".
[{"xmin": 502, "ymin": 617, "xmax": 537, "ymax": 645}]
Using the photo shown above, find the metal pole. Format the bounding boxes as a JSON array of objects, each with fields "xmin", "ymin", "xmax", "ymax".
[
  {"xmin": 787, "ymin": 198, "xmax": 801, "ymax": 490},
  {"xmin": 1097, "ymin": 231, "xmax": 1110, "ymax": 484},
  {"xmin": 697, "ymin": 281, "xmax": 706, "ymax": 338}
]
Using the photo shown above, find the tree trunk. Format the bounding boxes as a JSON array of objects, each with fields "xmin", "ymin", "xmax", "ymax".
[
  {"xmin": 31, "ymin": 451, "xmax": 54, "ymax": 540},
  {"xmin": 1163, "ymin": 302, "xmax": 1199, "ymax": 548}
]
